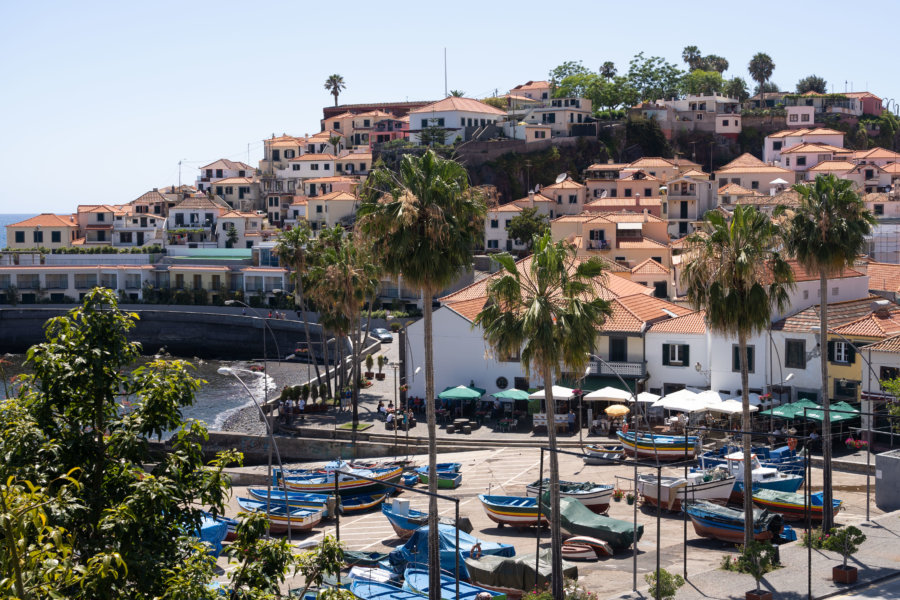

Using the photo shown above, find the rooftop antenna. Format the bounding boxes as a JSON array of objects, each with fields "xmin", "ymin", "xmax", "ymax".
[
  {"xmin": 444, "ymin": 48, "xmax": 448, "ymax": 98},
  {"xmin": 555, "ymin": 172, "xmax": 568, "ymax": 184}
]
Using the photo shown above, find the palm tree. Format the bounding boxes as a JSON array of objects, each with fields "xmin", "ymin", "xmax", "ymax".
[
  {"xmin": 748, "ymin": 53, "xmax": 775, "ymax": 95},
  {"xmin": 475, "ymin": 233, "xmax": 611, "ymax": 599},
  {"xmin": 275, "ymin": 224, "xmax": 325, "ymax": 391},
  {"xmin": 357, "ymin": 149, "xmax": 486, "ymax": 599},
  {"xmin": 600, "ymin": 61, "xmax": 617, "ymax": 81},
  {"xmin": 681, "ymin": 205, "xmax": 794, "ymax": 546},
  {"xmin": 682, "ymin": 45, "xmax": 702, "ymax": 71},
  {"xmin": 449, "ymin": 89, "xmax": 465, "ymax": 97},
  {"xmin": 328, "ymin": 134, "xmax": 343, "ymax": 156},
  {"xmin": 324, "ymin": 74, "xmax": 346, "ymax": 107},
  {"xmin": 784, "ymin": 174, "xmax": 875, "ymax": 532}
]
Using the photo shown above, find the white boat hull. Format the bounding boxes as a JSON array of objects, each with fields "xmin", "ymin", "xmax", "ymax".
[{"xmin": 637, "ymin": 473, "xmax": 734, "ymax": 511}]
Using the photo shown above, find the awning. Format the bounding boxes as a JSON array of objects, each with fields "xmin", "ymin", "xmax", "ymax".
[
  {"xmin": 617, "ymin": 222, "xmax": 643, "ymax": 230},
  {"xmin": 584, "ymin": 386, "xmax": 633, "ymax": 402},
  {"xmin": 529, "ymin": 386, "xmax": 576, "ymax": 401},
  {"xmin": 438, "ymin": 385, "xmax": 486, "ymax": 401}
]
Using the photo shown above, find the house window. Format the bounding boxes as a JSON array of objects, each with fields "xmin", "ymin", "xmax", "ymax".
[
  {"xmin": 801, "ymin": 114, "xmax": 810, "ymax": 122},
  {"xmin": 556, "ymin": 195, "xmax": 562, "ymax": 204},
  {"xmin": 785, "ymin": 158, "xmax": 791, "ymax": 167},
  {"xmin": 316, "ymin": 205, "xmax": 323, "ymax": 214},
  {"xmin": 624, "ymin": 188, "xmax": 633, "ymax": 197},
  {"xmin": 421, "ymin": 119, "xmax": 429, "ymax": 129},
  {"xmin": 874, "ymin": 204, "xmax": 884, "ymax": 215},
  {"xmin": 292, "ymin": 164, "xmax": 300, "ymax": 171},
  {"xmin": 803, "ymin": 290, "xmax": 809, "ymax": 300},
  {"xmin": 797, "ymin": 156, "xmax": 807, "ymax": 166},
  {"xmin": 33, "ymin": 231, "xmax": 43, "ymax": 243},
  {"xmin": 751, "ymin": 181, "xmax": 759, "ymax": 190},
  {"xmin": 663, "ymin": 344, "xmax": 689, "ymax": 366},
  {"xmin": 505, "ymin": 220, "xmax": 511, "ymax": 228},
  {"xmin": 96, "ymin": 213, "xmax": 105, "ymax": 222},
  {"xmin": 51, "ymin": 231, "xmax": 61, "ymax": 243},
  {"xmin": 722, "ymin": 120, "xmax": 729, "ymax": 127},
  {"xmin": 644, "ymin": 188, "xmax": 651, "ymax": 197},
  {"xmin": 271, "ymin": 149, "xmax": 280, "ymax": 161},
  {"xmin": 881, "ymin": 366, "xmax": 900, "ymax": 380},
  {"xmin": 324, "ymin": 164, "xmax": 330, "ymax": 170},
  {"xmin": 311, "ymin": 164, "xmax": 319, "ymax": 170},
  {"xmin": 215, "ymin": 169, "xmax": 223, "ymax": 178},
  {"xmin": 568, "ymin": 195, "xmax": 577, "ymax": 204},
  {"xmin": 284, "ymin": 150, "xmax": 295, "ymax": 159},
  {"xmin": 732, "ymin": 345, "xmax": 755, "ymax": 373},
  {"xmin": 834, "ymin": 379, "xmax": 858, "ymax": 400},
  {"xmin": 490, "ymin": 219, "xmax": 499, "ymax": 229},
  {"xmin": 830, "ymin": 341, "xmax": 854, "ymax": 364},
  {"xmin": 225, "ymin": 187, "xmax": 233, "ymax": 195},
  {"xmin": 609, "ymin": 337, "xmax": 627, "ymax": 362},
  {"xmin": 785, "ymin": 339, "xmax": 806, "ymax": 369},
  {"xmin": 119, "ymin": 232, "xmax": 132, "ymax": 244},
  {"xmin": 487, "ymin": 239, "xmax": 499, "ymax": 249},
  {"xmin": 789, "ymin": 114, "xmax": 799, "ymax": 122}
]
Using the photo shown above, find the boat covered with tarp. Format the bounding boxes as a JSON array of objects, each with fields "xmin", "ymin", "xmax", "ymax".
[
  {"xmin": 465, "ymin": 549, "xmax": 577, "ymax": 597},
  {"xmin": 684, "ymin": 499, "xmax": 783, "ymax": 543},
  {"xmin": 351, "ymin": 579, "xmax": 420, "ymax": 600},
  {"xmin": 386, "ymin": 524, "xmax": 514, "ymax": 579},
  {"xmin": 381, "ymin": 501, "xmax": 472, "ymax": 540},
  {"xmin": 751, "ymin": 489, "xmax": 842, "ymax": 522},
  {"xmin": 540, "ymin": 494, "xmax": 642, "ymax": 551}
]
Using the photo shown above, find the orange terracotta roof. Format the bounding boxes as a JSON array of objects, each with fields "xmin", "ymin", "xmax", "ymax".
[
  {"xmin": 720, "ymin": 153, "xmax": 767, "ymax": 170},
  {"xmin": 779, "ymin": 142, "xmax": 846, "ymax": 155},
  {"xmin": 617, "ymin": 238, "xmax": 668, "ymax": 250},
  {"xmin": 768, "ymin": 128, "xmax": 844, "ymax": 139},
  {"xmin": 311, "ymin": 129, "xmax": 343, "ymax": 139},
  {"xmin": 491, "ymin": 204, "xmax": 522, "ymax": 213},
  {"xmin": 586, "ymin": 163, "xmax": 628, "ymax": 171},
  {"xmin": 853, "ymin": 147, "xmax": 900, "ymax": 161},
  {"xmin": 681, "ymin": 169, "xmax": 709, "ymax": 178},
  {"xmin": 808, "ymin": 160, "xmax": 856, "ymax": 172},
  {"xmin": 337, "ymin": 152, "xmax": 373, "ymax": 161},
  {"xmin": 596, "ymin": 211, "xmax": 665, "ymax": 223},
  {"xmin": 718, "ymin": 164, "xmax": 794, "ymax": 175},
  {"xmin": 290, "ymin": 153, "xmax": 336, "ymax": 161},
  {"xmin": 785, "ymin": 260, "xmax": 863, "ymax": 283},
  {"xmin": 313, "ymin": 191, "xmax": 357, "ymax": 202},
  {"xmin": 219, "ymin": 210, "xmax": 260, "ymax": 219},
  {"xmin": 632, "ymin": 258, "xmax": 669, "ymax": 275},
  {"xmin": 620, "ymin": 172, "xmax": 660, "ymax": 182},
  {"xmin": 512, "ymin": 193, "xmax": 554, "ymax": 205},
  {"xmin": 601, "ymin": 294, "xmax": 691, "ymax": 333},
  {"xmin": 625, "ymin": 157, "xmax": 676, "ymax": 169},
  {"xmin": 552, "ymin": 214, "xmax": 607, "ymax": 223},
  {"xmin": 832, "ymin": 307, "xmax": 900, "ymax": 338},
  {"xmin": 585, "ymin": 198, "xmax": 662, "ymax": 209},
  {"xmin": 410, "ymin": 97, "xmax": 506, "ymax": 115},
  {"xmin": 200, "ymin": 158, "xmax": 253, "ymax": 171},
  {"xmin": 773, "ymin": 296, "xmax": 886, "ymax": 332},
  {"xmin": 213, "ymin": 177, "xmax": 256, "ymax": 185},
  {"xmin": 511, "ymin": 80, "xmax": 550, "ymax": 91},
  {"xmin": 647, "ymin": 310, "xmax": 707, "ymax": 334},
  {"xmin": 7, "ymin": 213, "xmax": 76, "ymax": 228},
  {"xmin": 861, "ymin": 334, "xmax": 900, "ymax": 354},
  {"xmin": 718, "ymin": 183, "xmax": 759, "ymax": 196},
  {"xmin": 305, "ymin": 176, "xmax": 360, "ymax": 184},
  {"xmin": 543, "ymin": 179, "xmax": 585, "ymax": 190},
  {"xmin": 879, "ymin": 162, "xmax": 900, "ymax": 174},
  {"xmin": 868, "ymin": 262, "xmax": 900, "ymax": 292}
]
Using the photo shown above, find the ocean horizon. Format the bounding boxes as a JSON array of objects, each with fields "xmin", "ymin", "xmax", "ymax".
[{"xmin": 0, "ymin": 213, "xmax": 37, "ymax": 249}]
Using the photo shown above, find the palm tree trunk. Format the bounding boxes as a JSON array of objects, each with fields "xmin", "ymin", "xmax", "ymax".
[
  {"xmin": 351, "ymin": 327, "xmax": 360, "ymax": 445},
  {"xmin": 739, "ymin": 331, "xmax": 754, "ymax": 547},
  {"xmin": 296, "ymin": 281, "xmax": 324, "ymax": 388},
  {"xmin": 322, "ymin": 334, "xmax": 333, "ymax": 402},
  {"xmin": 543, "ymin": 365, "xmax": 564, "ymax": 600},
  {"xmin": 819, "ymin": 269, "xmax": 834, "ymax": 532},
  {"xmin": 423, "ymin": 292, "xmax": 441, "ymax": 600}
]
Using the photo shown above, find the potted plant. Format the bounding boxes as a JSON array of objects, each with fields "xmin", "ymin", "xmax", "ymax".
[
  {"xmin": 612, "ymin": 489, "xmax": 624, "ymax": 502},
  {"xmin": 399, "ymin": 384, "xmax": 409, "ymax": 393},
  {"xmin": 389, "ymin": 322, "xmax": 402, "ymax": 333},
  {"xmin": 644, "ymin": 568, "xmax": 684, "ymax": 600},
  {"xmin": 736, "ymin": 541, "xmax": 778, "ymax": 600},
  {"xmin": 824, "ymin": 525, "xmax": 866, "ymax": 584},
  {"xmin": 376, "ymin": 355, "xmax": 388, "ymax": 380},
  {"xmin": 625, "ymin": 492, "xmax": 635, "ymax": 505},
  {"xmin": 365, "ymin": 354, "xmax": 375, "ymax": 379}
]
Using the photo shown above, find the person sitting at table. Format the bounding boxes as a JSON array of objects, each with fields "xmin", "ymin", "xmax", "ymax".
[
  {"xmin": 385, "ymin": 411, "xmax": 395, "ymax": 429},
  {"xmin": 387, "ymin": 401, "xmax": 394, "ymax": 412},
  {"xmin": 377, "ymin": 401, "xmax": 385, "ymax": 419}
]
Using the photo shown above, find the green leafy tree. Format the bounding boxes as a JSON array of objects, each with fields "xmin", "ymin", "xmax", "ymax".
[
  {"xmin": 625, "ymin": 116, "xmax": 673, "ymax": 157},
  {"xmin": 358, "ymin": 149, "xmax": 486, "ymax": 599},
  {"xmin": 554, "ymin": 72, "xmax": 600, "ymax": 99},
  {"xmin": 548, "ymin": 60, "xmax": 590, "ymax": 90},
  {"xmin": 797, "ymin": 75, "xmax": 828, "ymax": 94},
  {"xmin": 328, "ymin": 134, "xmax": 343, "ymax": 155},
  {"xmin": 785, "ymin": 174, "xmax": 876, "ymax": 532},
  {"xmin": 506, "ymin": 207, "xmax": 550, "ymax": 250},
  {"xmin": 723, "ymin": 77, "xmax": 751, "ymax": 102},
  {"xmin": 226, "ymin": 224, "xmax": 238, "ymax": 248},
  {"xmin": 481, "ymin": 96, "xmax": 507, "ymax": 110},
  {"xmin": 682, "ymin": 206, "xmax": 794, "ymax": 545},
  {"xmin": 599, "ymin": 61, "xmax": 617, "ymax": 81},
  {"xmin": 748, "ymin": 53, "xmax": 776, "ymax": 94},
  {"xmin": 645, "ymin": 568, "xmax": 685, "ymax": 600},
  {"xmin": 823, "ymin": 525, "xmax": 866, "ymax": 569},
  {"xmin": 699, "ymin": 54, "xmax": 729, "ymax": 73},
  {"xmin": 475, "ymin": 234, "xmax": 612, "ymax": 599},
  {"xmin": 627, "ymin": 52, "xmax": 684, "ymax": 101},
  {"xmin": 324, "ymin": 74, "xmax": 346, "ymax": 107},
  {"xmin": 736, "ymin": 541, "xmax": 779, "ymax": 593},
  {"xmin": 449, "ymin": 89, "xmax": 465, "ymax": 97},
  {"xmin": 757, "ymin": 81, "xmax": 780, "ymax": 94},
  {"xmin": 682, "ymin": 46, "xmax": 702, "ymax": 71},
  {"xmin": 681, "ymin": 69, "xmax": 725, "ymax": 96},
  {"xmin": 589, "ymin": 76, "xmax": 639, "ymax": 115}
]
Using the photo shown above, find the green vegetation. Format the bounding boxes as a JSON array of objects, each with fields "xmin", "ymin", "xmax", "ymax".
[
  {"xmin": 796, "ymin": 74, "xmax": 828, "ymax": 94},
  {"xmin": 682, "ymin": 46, "xmax": 729, "ymax": 73},
  {"xmin": 721, "ymin": 542, "xmax": 780, "ymax": 593},
  {"xmin": 506, "ymin": 207, "xmax": 550, "ymax": 250},
  {"xmin": 823, "ymin": 525, "xmax": 867, "ymax": 568},
  {"xmin": 749, "ymin": 52, "xmax": 776, "ymax": 94},
  {"xmin": 645, "ymin": 568, "xmax": 685, "ymax": 600},
  {"xmin": 2, "ymin": 244, "xmax": 164, "ymax": 254},
  {"xmin": 324, "ymin": 74, "xmax": 346, "ymax": 107}
]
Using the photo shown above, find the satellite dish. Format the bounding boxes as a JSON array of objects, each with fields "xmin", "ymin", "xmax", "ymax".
[
  {"xmin": 555, "ymin": 172, "xmax": 568, "ymax": 184},
  {"xmin": 600, "ymin": 190, "xmax": 608, "ymax": 199}
]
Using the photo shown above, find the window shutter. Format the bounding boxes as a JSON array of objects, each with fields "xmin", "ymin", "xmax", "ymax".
[
  {"xmin": 662, "ymin": 344, "xmax": 670, "ymax": 366},
  {"xmin": 681, "ymin": 345, "xmax": 690, "ymax": 366},
  {"xmin": 747, "ymin": 347, "xmax": 754, "ymax": 373},
  {"xmin": 733, "ymin": 346, "xmax": 740, "ymax": 371},
  {"xmin": 847, "ymin": 344, "xmax": 856, "ymax": 364},
  {"xmin": 827, "ymin": 341, "xmax": 835, "ymax": 362}
]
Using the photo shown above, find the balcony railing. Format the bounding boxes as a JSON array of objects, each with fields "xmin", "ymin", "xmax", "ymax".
[
  {"xmin": 587, "ymin": 359, "xmax": 646, "ymax": 378},
  {"xmin": 586, "ymin": 240, "xmax": 611, "ymax": 250}
]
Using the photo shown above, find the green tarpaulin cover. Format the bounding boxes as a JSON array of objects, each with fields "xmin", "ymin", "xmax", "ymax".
[
  {"xmin": 464, "ymin": 549, "xmax": 577, "ymax": 591},
  {"xmin": 541, "ymin": 494, "xmax": 642, "ymax": 551}
]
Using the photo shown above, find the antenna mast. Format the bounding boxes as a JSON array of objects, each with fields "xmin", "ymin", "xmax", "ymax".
[{"xmin": 444, "ymin": 48, "xmax": 448, "ymax": 97}]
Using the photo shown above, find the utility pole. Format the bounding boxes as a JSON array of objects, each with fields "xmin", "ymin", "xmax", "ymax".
[{"xmin": 444, "ymin": 48, "xmax": 448, "ymax": 98}]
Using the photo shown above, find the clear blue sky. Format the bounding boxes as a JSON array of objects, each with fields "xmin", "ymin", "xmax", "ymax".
[{"xmin": 2, "ymin": 1, "xmax": 897, "ymax": 214}]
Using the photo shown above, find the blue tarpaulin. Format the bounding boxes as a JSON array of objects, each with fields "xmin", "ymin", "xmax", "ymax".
[
  {"xmin": 199, "ymin": 513, "xmax": 229, "ymax": 557},
  {"xmin": 386, "ymin": 524, "xmax": 514, "ymax": 579}
]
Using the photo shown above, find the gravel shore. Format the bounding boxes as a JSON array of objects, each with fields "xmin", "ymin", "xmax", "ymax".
[{"xmin": 220, "ymin": 404, "xmax": 267, "ymax": 436}]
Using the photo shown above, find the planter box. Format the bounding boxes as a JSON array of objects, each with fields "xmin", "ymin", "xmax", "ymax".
[
  {"xmin": 375, "ymin": 373, "xmax": 386, "ymax": 381},
  {"xmin": 832, "ymin": 565, "xmax": 857, "ymax": 584},
  {"xmin": 746, "ymin": 590, "xmax": 772, "ymax": 600}
]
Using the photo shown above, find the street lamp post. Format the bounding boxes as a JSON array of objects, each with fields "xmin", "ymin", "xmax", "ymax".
[
  {"xmin": 217, "ymin": 366, "xmax": 292, "ymax": 541},
  {"xmin": 390, "ymin": 361, "xmax": 400, "ymax": 458}
]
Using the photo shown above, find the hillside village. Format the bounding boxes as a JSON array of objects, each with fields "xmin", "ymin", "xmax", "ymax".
[{"xmin": 3, "ymin": 78, "xmax": 900, "ymax": 422}]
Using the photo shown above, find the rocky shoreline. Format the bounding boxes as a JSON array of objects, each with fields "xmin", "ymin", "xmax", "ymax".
[{"xmin": 220, "ymin": 404, "xmax": 267, "ymax": 436}]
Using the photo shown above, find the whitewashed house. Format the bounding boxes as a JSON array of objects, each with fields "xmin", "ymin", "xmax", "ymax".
[{"xmin": 408, "ymin": 97, "xmax": 506, "ymax": 145}]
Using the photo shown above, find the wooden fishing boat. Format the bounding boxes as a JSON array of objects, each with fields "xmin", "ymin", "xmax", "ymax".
[
  {"xmin": 616, "ymin": 431, "xmax": 700, "ymax": 461},
  {"xmin": 723, "ymin": 452, "xmax": 804, "ymax": 503},
  {"xmin": 381, "ymin": 501, "xmax": 470, "ymax": 539},
  {"xmin": 281, "ymin": 465, "xmax": 403, "ymax": 495},
  {"xmin": 561, "ymin": 536, "xmax": 613, "ymax": 560},
  {"xmin": 478, "ymin": 495, "xmax": 547, "ymax": 528},
  {"xmin": 338, "ymin": 492, "xmax": 390, "ymax": 514},
  {"xmin": 351, "ymin": 579, "xmax": 421, "ymax": 600},
  {"xmin": 699, "ymin": 444, "xmax": 805, "ymax": 476},
  {"xmin": 247, "ymin": 488, "xmax": 329, "ymax": 509},
  {"xmin": 636, "ymin": 468, "xmax": 735, "ymax": 511},
  {"xmin": 583, "ymin": 444, "xmax": 625, "ymax": 464},
  {"xmin": 684, "ymin": 500, "xmax": 783, "ymax": 544},
  {"xmin": 415, "ymin": 467, "xmax": 462, "ymax": 489},
  {"xmin": 524, "ymin": 479, "xmax": 614, "ymax": 513},
  {"xmin": 403, "ymin": 567, "xmax": 507, "ymax": 600},
  {"xmin": 752, "ymin": 489, "xmax": 842, "ymax": 522},
  {"xmin": 401, "ymin": 473, "xmax": 418, "ymax": 487},
  {"xmin": 236, "ymin": 497, "xmax": 325, "ymax": 533},
  {"xmin": 213, "ymin": 514, "xmax": 239, "ymax": 542}
]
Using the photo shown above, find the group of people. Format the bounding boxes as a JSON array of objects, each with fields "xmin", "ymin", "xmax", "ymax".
[
  {"xmin": 377, "ymin": 400, "xmax": 414, "ymax": 429},
  {"xmin": 278, "ymin": 397, "xmax": 306, "ymax": 425},
  {"xmin": 267, "ymin": 310, "xmax": 289, "ymax": 320}
]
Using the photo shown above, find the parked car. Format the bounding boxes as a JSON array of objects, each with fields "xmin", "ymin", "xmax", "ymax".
[{"xmin": 367, "ymin": 327, "xmax": 393, "ymax": 343}]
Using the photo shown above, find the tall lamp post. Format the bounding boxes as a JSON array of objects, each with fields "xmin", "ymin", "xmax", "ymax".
[{"xmin": 217, "ymin": 366, "xmax": 292, "ymax": 541}]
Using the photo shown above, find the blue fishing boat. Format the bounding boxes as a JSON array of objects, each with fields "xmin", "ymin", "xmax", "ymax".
[
  {"xmin": 351, "ymin": 579, "xmax": 421, "ymax": 600},
  {"xmin": 386, "ymin": 524, "xmax": 515, "ymax": 579},
  {"xmin": 699, "ymin": 445, "xmax": 805, "ymax": 475},
  {"xmin": 478, "ymin": 495, "xmax": 546, "ymax": 528},
  {"xmin": 415, "ymin": 466, "xmax": 462, "ymax": 489},
  {"xmin": 278, "ymin": 463, "xmax": 403, "ymax": 495},
  {"xmin": 248, "ymin": 488, "xmax": 329, "ymax": 509},
  {"xmin": 616, "ymin": 431, "xmax": 700, "ymax": 460},
  {"xmin": 339, "ymin": 492, "xmax": 390, "ymax": 514},
  {"xmin": 685, "ymin": 500, "xmax": 783, "ymax": 544},
  {"xmin": 403, "ymin": 567, "xmax": 507, "ymax": 600},
  {"xmin": 381, "ymin": 501, "xmax": 470, "ymax": 540},
  {"xmin": 722, "ymin": 452, "xmax": 804, "ymax": 502},
  {"xmin": 236, "ymin": 497, "xmax": 325, "ymax": 533},
  {"xmin": 402, "ymin": 473, "xmax": 418, "ymax": 486}
]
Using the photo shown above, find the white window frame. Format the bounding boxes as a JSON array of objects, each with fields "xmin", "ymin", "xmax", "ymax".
[
  {"xmin": 835, "ymin": 341, "xmax": 850, "ymax": 363},
  {"xmin": 668, "ymin": 344, "xmax": 684, "ymax": 365}
]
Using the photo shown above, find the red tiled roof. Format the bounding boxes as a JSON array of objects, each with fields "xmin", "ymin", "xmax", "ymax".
[
  {"xmin": 410, "ymin": 97, "xmax": 506, "ymax": 115},
  {"xmin": 772, "ymin": 296, "xmax": 887, "ymax": 332},
  {"xmin": 832, "ymin": 305, "xmax": 900, "ymax": 338},
  {"xmin": 632, "ymin": 258, "xmax": 669, "ymax": 275},
  {"xmin": 647, "ymin": 310, "xmax": 707, "ymax": 334},
  {"xmin": 601, "ymin": 294, "xmax": 691, "ymax": 332},
  {"xmin": 861, "ymin": 334, "xmax": 900, "ymax": 353},
  {"xmin": 7, "ymin": 213, "xmax": 76, "ymax": 228},
  {"xmin": 868, "ymin": 262, "xmax": 900, "ymax": 293}
]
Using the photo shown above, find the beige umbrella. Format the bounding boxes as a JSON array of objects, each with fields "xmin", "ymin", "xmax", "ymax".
[{"xmin": 604, "ymin": 404, "xmax": 630, "ymax": 418}]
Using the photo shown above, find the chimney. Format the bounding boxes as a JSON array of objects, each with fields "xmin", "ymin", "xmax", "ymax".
[
  {"xmin": 873, "ymin": 299, "xmax": 891, "ymax": 318},
  {"xmin": 529, "ymin": 191, "xmax": 535, "ymax": 207}
]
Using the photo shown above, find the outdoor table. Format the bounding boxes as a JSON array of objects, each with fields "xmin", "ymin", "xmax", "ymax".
[
  {"xmin": 435, "ymin": 409, "xmax": 450, "ymax": 425},
  {"xmin": 497, "ymin": 418, "xmax": 514, "ymax": 432}
]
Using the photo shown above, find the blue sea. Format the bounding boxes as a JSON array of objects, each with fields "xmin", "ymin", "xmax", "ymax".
[{"xmin": 0, "ymin": 214, "xmax": 37, "ymax": 248}]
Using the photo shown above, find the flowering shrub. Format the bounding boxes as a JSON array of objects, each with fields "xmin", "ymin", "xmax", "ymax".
[
  {"xmin": 802, "ymin": 527, "xmax": 829, "ymax": 549},
  {"xmin": 845, "ymin": 437, "xmax": 868, "ymax": 450}
]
